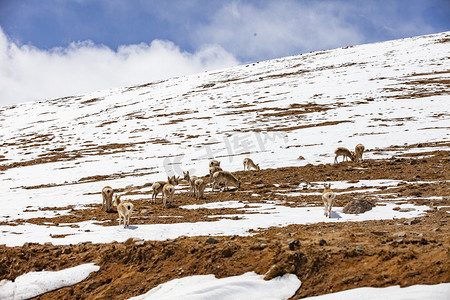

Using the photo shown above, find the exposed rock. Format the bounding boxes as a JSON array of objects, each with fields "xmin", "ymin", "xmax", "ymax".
[
  {"xmin": 205, "ymin": 237, "xmax": 219, "ymax": 244},
  {"xmin": 288, "ymin": 239, "xmax": 300, "ymax": 250},
  {"xmin": 343, "ymin": 199, "xmax": 375, "ymax": 214},
  {"xmin": 393, "ymin": 231, "xmax": 406, "ymax": 238}
]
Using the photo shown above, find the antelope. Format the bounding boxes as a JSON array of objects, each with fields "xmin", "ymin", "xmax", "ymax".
[
  {"xmin": 334, "ymin": 147, "xmax": 354, "ymax": 164},
  {"xmin": 102, "ymin": 186, "xmax": 114, "ymax": 212},
  {"xmin": 162, "ymin": 183, "xmax": 176, "ymax": 207},
  {"xmin": 194, "ymin": 178, "xmax": 208, "ymax": 201},
  {"xmin": 209, "ymin": 165, "xmax": 223, "ymax": 184},
  {"xmin": 243, "ymin": 158, "xmax": 260, "ymax": 171},
  {"xmin": 209, "ymin": 160, "xmax": 221, "ymax": 168},
  {"xmin": 113, "ymin": 195, "xmax": 134, "ymax": 228},
  {"xmin": 152, "ymin": 176, "xmax": 180, "ymax": 203},
  {"xmin": 183, "ymin": 171, "xmax": 198, "ymax": 197},
  {"xmin": 212, "ymin": 171, "xmax": 241, "ymax": 191},
  {"xmin": 354, "ymin": 144, "xmax": 365, "ymax": 162},
  {"xmin": 322, "ymin": 183, "xmax": 336, "ymax": 218}
]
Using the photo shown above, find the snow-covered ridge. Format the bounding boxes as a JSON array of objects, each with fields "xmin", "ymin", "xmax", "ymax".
[{"xmin": 0, "ymin": 31, "xmax": 449, "ymax": 246}]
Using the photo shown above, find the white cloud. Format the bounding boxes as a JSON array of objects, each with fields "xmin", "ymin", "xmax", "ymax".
[
  {"xmin": 193, "ymin": 0, "xmax": 437, "ymax": 62},
  {"xmin": 194, "ymin": 1, "xmax": 365, "ymax": 62},
  {"xmin": 0, "ymin": 27, "xmax": 239, "ymax": 106}
]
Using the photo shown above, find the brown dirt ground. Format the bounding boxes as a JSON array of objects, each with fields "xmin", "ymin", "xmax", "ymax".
[{"xmin": 0, "ymin": 146, "xmax": 449, "ymax": 299}]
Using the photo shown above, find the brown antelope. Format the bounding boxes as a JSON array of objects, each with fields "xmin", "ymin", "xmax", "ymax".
[
  {"xmin": 334, "ymin": 147, "xmax": 354, "ymax": 164},
  {"xmin": 162, "ymin": 183, "xmax": 176, "ymax": 207},
  {"xmin": 209, "ymin": 160, "xmax": 221, "ymax": 167},
  {"xmin": 322, "ymin": 183, "xmax": 336, "ymax": 218},
  {"xmin": 183, "ymin": 171, "xmax": 198, "ymax": 197},
  {"xmin": 102, "ymin": 186, "xmax": 114, "ymax": 212},
  {"xmin": 113, "ymin": 195, "xmax": 134, "ymax": 228},
  {"xmin": 194, "ymin": 178, "xmax": 208, "ymax": 201},
  {"xmin": 152, "ymin": 176, "xmax": 180, "ymax": 203},
  {"xmin": 243, "ymin": 157, "xmax": 260, "ymax": 171},
  {"xmin": 212, "ymin": 171, "xmax": 241, "ymax": 191},
  {"xmin": 209, "ymin": 165, "xmax": 223, "ymax": 184},
  {"xmin": 354, "ymin": 144, "xmax": 365, "ymax": 162}
]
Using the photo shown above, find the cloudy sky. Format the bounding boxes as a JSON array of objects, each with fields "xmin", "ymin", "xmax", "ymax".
[{"xmin": 0, "ymin": 0, "xmax": 449, "ymax": 106}]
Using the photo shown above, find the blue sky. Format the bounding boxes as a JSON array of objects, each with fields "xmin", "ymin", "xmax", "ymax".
[{"xmin": 0, "ymin": 0, "xmax": 449, "ymax": 105}]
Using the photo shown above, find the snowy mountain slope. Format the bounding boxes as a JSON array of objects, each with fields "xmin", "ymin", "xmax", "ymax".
[{"xmin": 0, "ymin": 31, "xmax": 449, "ymax": 243}]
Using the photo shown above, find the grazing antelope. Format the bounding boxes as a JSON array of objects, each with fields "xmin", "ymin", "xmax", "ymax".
[
  {"xmin": 209, "ymin": 165, "xmax": 223, "ymax": 184},
  {"xmin": 212, "ymin": 171, "xmax": 241, "ymax": 191},
  {"xmin": 354, "ymin": 144, "xmax": 365, "ymax": 162},
  {"xmin": 334, "ymin": 147, "xmax": 354, "ymax": 164},
  {"xmin": 183, "ymin": 171, "xmax": 198, "ymax": 197},
  {"xmin": 152, "ymin": 176, "xmax": 180, "ymax": 203},
  {"xmin": 162, "ymin": 183, "xmax": 176, "ymax": 207},
  {"xmin": 243, "ymin": 157, "xmax": 260, "ymax": 171},
  {"xmin": 209, "ymin": 160, "xmax": 221, "ymax": 168},
  {"xmin": 102, "ymin": 186, "xmax": 114, "ymax": 212},
  {"xmin": 113, "ymin": 195, "xmax": 134, "ymax": 228},
  {"xmin": 194, "ymin": 178, "xmax": 208, "ymax": 201},
  {"xmin": 322, "ymin": 183, "xmax": 336, "ymax": 218}
]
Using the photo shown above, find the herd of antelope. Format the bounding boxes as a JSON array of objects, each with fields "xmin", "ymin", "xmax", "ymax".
[{"xmin": 102, "ymin": 144, "xmax": 365, "ymax": 227}]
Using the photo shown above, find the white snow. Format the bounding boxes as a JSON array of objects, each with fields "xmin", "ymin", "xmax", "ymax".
[
  {"xmin": 129, "ymin": 272, "xmax": 300, "ymax": 300},
  {"xmin": 302, "ymin": 283, "xmax": 450, "ymax": 300},
  {"xmin": 0, "ymin": 201, "xmax": 430, "ymax": 247},
  {"xmin": 0, "ymin": 263, "xmax": 99, "ymax": 300}
]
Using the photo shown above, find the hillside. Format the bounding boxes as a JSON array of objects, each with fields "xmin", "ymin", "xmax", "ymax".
[{"xmin": 0, "ymin": 32, "xmax": 449, "ymax": 299}]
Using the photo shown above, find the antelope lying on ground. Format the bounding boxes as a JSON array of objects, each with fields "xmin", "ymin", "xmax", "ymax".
[
  {"xmin": 212, "ymin": 171, "xmax": 241, "ymax": 191},
  {"xmin": 162, "ymin": 183, "xmax": 176, "ymax": 207},
  {"xmin": 113, "ymin": 195, "xmax": 134, "ymax": 228},
  {"xmin": 354, "ymin": 144, "xmax": 365, "ymax": 162},
  {"xmin": 183, "ymin": 171, "xmax": 198, "ymax": 197},
  {"xmin": 334, "ymin": 147, "xmax": 354, "ymax": 164},
  {"xmin": 152, "ymin": 176, "xmax": 180, "ymax": 203},
  {"xmin": 209, "ymin": 165, "xmax": 223, "ymax": 184},
  {"xmin": 243, "ymin": 157, "xmax": 260, "ymax": 171},
  {"xmin": 322, "ymin": 183, "xmax": 336, "ymax": 218},
  {"xmin": 102, "ymin": 186, "xmax": 114, "ymax": 212},
  {"xmin": 194, "ymin": 178, "xmax": 208, "ymax": 201}
]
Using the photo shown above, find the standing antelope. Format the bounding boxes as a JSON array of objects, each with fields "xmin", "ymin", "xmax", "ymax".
[
  {"xmin": 212, "ymin": 171, "xmax": 241, "ymax": 191},
  {"xmin": 209, "ymin": 160, "xmax": 221, "ymax": 167},
  {"xmin": 113, "ymin": 195, "xmax": 134, "ymax": 228},
  {"xmin": 243, "ymin": 158, "xmax": 260, "ymax": 171},
  {"xmin": 102, "ymin": 186, "xmax": 114, "ymax": 212},
  {"xmin": 334, "ymin": 147, "xmax": 354, "ymax": 164},
  {"xmin": 322, "ymin": 183, "xmax": 336, "ymax": 218},
  {"xmin": 152, "ymin": 176, "xmax": 180, "ymax": 203},
  {"xmin": 194, "ymin": 178, "xmax": 208, "ymax": 201},
  {"xmin": 162, "ymin": 183, "xmax": 176, "ymax": 207},
  {"xmin": 354, "ymin": 144, "xmax": 365, "ymax": 162},
  {"xmin": 183, "ymin": 171, "xmax": 198, "ymax": 197}
]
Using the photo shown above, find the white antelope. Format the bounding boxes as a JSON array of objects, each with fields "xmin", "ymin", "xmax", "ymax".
[
  {"xmin": 113, "ymin": 195, "xmax": 134, "ymax": 228},
  {"xmin": 354, "ymin": 144, "xmax": 365, "ymax": 162},
  {"xmin": 152, "ymin": 176, "xmax": 180, "ymax": 203},
  {"xmin": 194, "ymin": 178, "xmax": 208, "ymax": 201},
  {"xmin": 183, "ymin": 171, "xmax": 198, "ymax": 197},
  {"xmin": 101, "ymin": 186, "xmax": 114, "ymax": 212},
  {"xmin": 212, "ymin": 171, "xmax": 241, "ymax": 191},
  {"xmin": 334, "ymin": 147, "xmax": 354, "ymax": 164},
  {"xmin": 243, "ymin": 157, "xmax": 260, "ymax": 171},
  {"xmin": 322, "ymin": 183, "xmax": 336, "ymax": 218}
]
